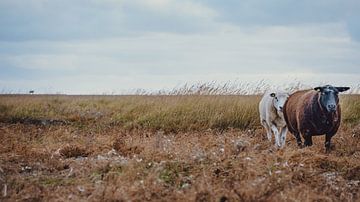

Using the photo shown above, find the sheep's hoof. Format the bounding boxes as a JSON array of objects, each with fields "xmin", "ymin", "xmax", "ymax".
[{"xmin": 325, "ymin": 144, "xmax": 335, "ymax": 153}]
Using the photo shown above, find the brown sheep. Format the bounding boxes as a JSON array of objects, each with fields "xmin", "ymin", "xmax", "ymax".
[{"xmin": 283, "ymin": 85, "xmax": 350, "ymax": 151}]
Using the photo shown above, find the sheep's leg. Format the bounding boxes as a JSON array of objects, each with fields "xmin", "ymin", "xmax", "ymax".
[
  {"xmin": 325, "ymin": 134, "xmax": 333, "ymax": 153},
  {"xmin": 293, "ymin": 132, "xmax": 302, "ymax": 147},
  {"xmin": 279, "ymin": 126, "xmax": 288, "ymax": 147},
  {"xmin": 270, "ymin": 125, "xmax": 281, "ymax": 148},
  {"xmin": 304, "ymin": 135, "xmax": 313, "ymax": 147},
  {"xmin": 261, "ymin": 120, "xmax": 272, "ymax": 141}
]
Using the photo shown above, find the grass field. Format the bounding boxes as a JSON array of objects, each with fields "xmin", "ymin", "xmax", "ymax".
[{"xmin": 0, "ymin": 94, "xmax": 360, "ymax": 201}]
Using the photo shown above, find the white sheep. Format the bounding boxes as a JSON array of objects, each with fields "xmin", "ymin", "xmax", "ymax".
[{"xmin": 259, "ymin": 91, "xmax": 289, "ymax": 148}]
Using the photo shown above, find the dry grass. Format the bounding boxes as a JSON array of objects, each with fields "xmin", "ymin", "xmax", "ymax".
[
  {"xmin": 0, "ymin": 94, "xmax": 359, "ymax": 131},
  {"xmin": 0, "ymin": 95, "xmax": 262, "ymax": 132},
  {"xmin": 0, "ymin": 94, "xmax": 359, "ymax": 201}
]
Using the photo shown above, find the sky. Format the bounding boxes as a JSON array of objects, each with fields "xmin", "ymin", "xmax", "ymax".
[{"xmin": 0, "ymin": 0, "xmax": 359, "ymax": 94}]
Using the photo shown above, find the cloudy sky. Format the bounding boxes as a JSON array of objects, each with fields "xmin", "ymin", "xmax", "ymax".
[{"xmin": 1, "ymin": 0, "xmax": 359, "ymax": 94}]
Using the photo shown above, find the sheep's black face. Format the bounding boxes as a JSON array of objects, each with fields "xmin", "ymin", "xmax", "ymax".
[{"xmin": 314, "ymin": 85, "xmax": 350, "ymax": 113}]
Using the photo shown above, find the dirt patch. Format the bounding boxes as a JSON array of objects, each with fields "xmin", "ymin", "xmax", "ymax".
[
  {"xmin": 113, "ymin": 136, "xmax": 143, "ymax": 157},
  {"xmin": 195, "ymin": 191, "xmax": 212, "ymax": 202},
  {"xmin": 59, "ymin": 145, "xmax": 90, "ymax": 158},
  {"xmin": 344, "ymin": 166, "xmax": 360, "ymax": 180},
  {"xmin": 2, "ymin": 117, "xmax": 69, "ymax": 126}
]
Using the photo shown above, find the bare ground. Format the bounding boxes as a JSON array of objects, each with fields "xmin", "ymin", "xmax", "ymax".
[{"xmin": 1, "ymin": 122, "xmax": 359, "ymax": 202}]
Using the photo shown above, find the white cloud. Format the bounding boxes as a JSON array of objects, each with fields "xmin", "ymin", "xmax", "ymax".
[
  {"xmin": 6, "ymin": 54, "xmax": 81, "ymax": 70},
  {"xmin": 1, "ymin": 0, "xmax": 359, "ymax": 94},
  {"xmin": 130, "ymin": 0, "xmax": 218, "ymax": 18},
  {"xmin": 4, "ymin": 23, "xmax": 359, "ymax": 73},
  {"xmin": 138, "ymin": 0, "xmax": 172, "ymax": 10},
  {"xmin": 2, "ymin": 21, "xmax": 359, "ymax": 93}
]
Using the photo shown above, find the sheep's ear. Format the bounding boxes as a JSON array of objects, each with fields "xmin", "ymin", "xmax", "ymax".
[
  {"xmin": 270, "ymin": 93, "xmax": 276, "ymax": 97},
  {"xmin": 314, "ymin": 87, "xmax": 323, "ymax": 92},
  {"xmin": 335, "ymin": 87, "xmax": 350, "ymax": 92}
]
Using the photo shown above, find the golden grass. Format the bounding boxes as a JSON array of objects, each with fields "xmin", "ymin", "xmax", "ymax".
[
  {"xmin": 0, "ymin": 94, "xmax": 359, "ymax": 132},
  {"xmin": 0, "ymin": 94, "xmax": 359, "ymax": 201}
]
